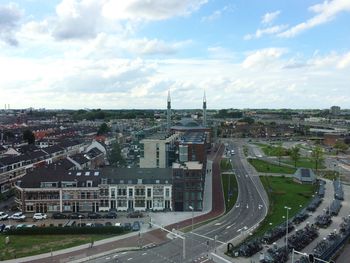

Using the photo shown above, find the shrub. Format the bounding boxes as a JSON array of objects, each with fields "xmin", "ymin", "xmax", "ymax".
[{"xmin": 6, "ymin": 226, "xmax": 125, "ymax": 235}]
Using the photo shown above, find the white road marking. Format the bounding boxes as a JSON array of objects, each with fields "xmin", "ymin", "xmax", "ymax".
[
  {"xmin": 105, "ymin": 257, "xmax": 110, "ymax": 260},
  {"xmin": 121, "ymin": 252, "xmax": 127, "ymax": 255},
  {"xmin": 142, "ymin": 252, "xmax": 147, "ymax": 256},
  {"xmin": 127, "ymin": 258, "xmax": 133, "ymax": 261},
  {"xmin": 113, "ymin": 254, "xmax": 118, "ymax": 258},
  {"xmin": 214, "ymin": 222, "xmax": 222, "ymax": 226}
]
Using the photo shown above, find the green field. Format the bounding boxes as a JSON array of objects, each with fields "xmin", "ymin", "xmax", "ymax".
[
  {"xmin": 281, "ymin": 157, "xmax": 325, "ymax": 169},
  {"xmin": 254, "ymin": 143, "xmax": 289, "ymax": 157},
  {"xmin": 222, "ymin": 173, "xmax": 238, "ymax": 214},
  {"xmin": 0, "ymin": 234, "xmax": 113, "ymax": 260},
  {"xmin": 248, "ymin": 158, "xmax": 296, "ymax": 174},
  {"xmin": 253, "ymin": 176, "xmax": 317, "ymax": 237},
  {"xmin": 220, "ymin": 159, "xmax": 232, "ymax": 171}
]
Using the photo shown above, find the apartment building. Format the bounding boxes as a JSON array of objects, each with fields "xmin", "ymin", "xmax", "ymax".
[{"xmin": 15, "ymin": 167, "xmax": 172, "ymax": 213}]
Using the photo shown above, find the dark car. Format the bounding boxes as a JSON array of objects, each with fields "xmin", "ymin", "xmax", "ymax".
[
  {"xmin": 132, "ymin": 221, "xmax": 141, "ymax": 231},
  {"xmin": 105, "ymin": 222, "xmax": 112, "ymax": 226},
  {"xmin": 94, "ymin": 223, "xmax": 104, "ymax": 227},
  {"xmin": 87, "ymin": 212, "xmax": 102, "ymax": 219},
  {"xmin": 127, "ymin": 211, "xmax": 143, "ymax": 218},
  {"xmin": 123, "ymin": 222, "xmax": 132, "ymax": 231},
  {"xmin": 69, "ymin": 213, "xmax": 85, "ymax": 219},
  {"xmin": 104, "ymin": 211, "xmax": 117, "ymax": 219},
  {"xmin": 52, "ymin": 212, "xmax": 67, "ymax": 219}
]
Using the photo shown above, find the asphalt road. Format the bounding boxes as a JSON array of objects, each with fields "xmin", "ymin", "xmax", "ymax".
[{"xmin": 86, "ymin": 139, "xmax": 268, "ymax": 263}]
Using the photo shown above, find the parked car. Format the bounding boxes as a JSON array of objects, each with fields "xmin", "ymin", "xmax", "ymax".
[
  {"xmin": 115, "ymin": 222, "xmax": 122, "ymax": 227},
  {"xmin": 87, "ymin": 212, "xmax": 102, "ymax": 219},
  {"xmin": 127, "ymin": 211, "xmax": 143, "ymax": 218},
  {"xmin": 0, "ymin": 211, "xmax": 9, "ymax": 220},
  {"xmin": 33, "ymin": 213, "xmax": 47, "ymax": 220},
  {"xmin": 105, "ymin": 222, "xmax": 112, "ymax": 226},
  {"xmin": 123, "ymin": 222, "xmax": 132, "ymax": 231},
  {"xmin": 3, "ymin": 225, "xmax": 15, "ymax": 232},
  {"xmin": 0, "ymin": 223, "xmax": 6, "ymax": 232},
  {"xmin": 69, "ymin": 213, "xmax": 85, "ymax": 219},
  {"xmin": 9, "ymin": 212, "xmax": 26, "ymax": 221},
  {"xmin": 105, "ymin": 211, "xmax": 117, "ymax": 219},
  {"xmin": 132, "ymin": 221, "xmax": 141, "ymax": 231},
  {"xmin": 52, "ymin": 212, "xmax": 67, "ymax": 219}
]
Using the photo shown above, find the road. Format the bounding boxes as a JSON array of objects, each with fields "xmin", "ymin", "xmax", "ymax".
[{"xmin": 86, "ymin": 139, "xmax": 268, "ymax": 263}]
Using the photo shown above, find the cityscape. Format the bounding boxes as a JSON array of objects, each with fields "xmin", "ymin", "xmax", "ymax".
[{"xmin": 0, "ymin": 1, "xmax": 350, "ymax": 263}]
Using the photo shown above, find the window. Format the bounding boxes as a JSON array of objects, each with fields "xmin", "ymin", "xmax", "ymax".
[
  {"xmin": 165, "ymin": 188, "xmax": 170, "ymax": 198},
  {"xmin": 87, "ymin": 180, "xmax": 92, "ymax": 187},
  {"xmin": 101, "ymin": 178, "xmax": 107, "ymax": 184},
  {"xmin": 111, "ymin": 188, "xmax": 115, "ymax": 198},
  {"xmin": 128, "ymin": 188, "xmax": 133, "ymax": 197},
  {"xmin": 85, "ymin": 171, "xmax": 90, "ymax": 176},
  {"xmin": 137, "ymin": 179, "xmax": 142, "ymax": 184},
  {"xmin": 147, "ymin": 188, "xmax": 152, "ymax": 198}
]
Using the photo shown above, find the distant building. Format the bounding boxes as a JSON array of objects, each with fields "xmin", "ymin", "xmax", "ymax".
[
  {"xmin": 331, "ymin": 106, "xmax": 341, "ymax": 116},
  {"xmin": 293, "ymin": 168, "xmax": 316, "ymax": 184}
]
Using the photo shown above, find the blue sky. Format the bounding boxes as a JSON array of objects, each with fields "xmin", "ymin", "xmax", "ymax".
[{"xmin": 0, "ymin": 0, "xmax": 349, "ymax": 109}]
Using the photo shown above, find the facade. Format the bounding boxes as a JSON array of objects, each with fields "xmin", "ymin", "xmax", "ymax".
[
  {"xmin": 15, "ymin": 167, "xmax": 172, "ymax": 213},
  {"xmin": 172, "ymin": 161, "xmax": 204, "ymax": 211},
  {"xmin": 139, "ymin": 133, "xmax": 179, "ymax": 168},
  {"xmin": 331, "ymin": 106, "xmax": 341, "ymax": 116}
]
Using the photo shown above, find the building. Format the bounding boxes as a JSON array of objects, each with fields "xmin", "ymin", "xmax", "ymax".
[
  {"xmin": 331, "ymin": 106, "xmax": 341, "ymax": 116},
  {"xmin": 139, "ymin": 133, "xmax": 179, "ymax": 168},
  {"xmin": 15, "ymin": 167, "xmax": 172, "ymax": 213},
  {"xmin": 293, "ymin": 168, "xmax": 316, "ymax": 184},
  {"xmin": 177, "ymin": 131, "xmax": 208, "ymax": 165},
  {"xmin": 172, "ymin": 161, "xmax": 204, "ymax": 211}
]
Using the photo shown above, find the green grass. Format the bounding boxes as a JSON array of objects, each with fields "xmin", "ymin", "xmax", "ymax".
[
  {"xmin": 222, "ymin": 173, "xmax": 238, "ymax": 214},
  {"xmin": 255, "ymin": 144, "xmax": 289, "ymax": 157},
  {"xmin": 220, "ymin": 159, "xmax": 232, "ymax": 171},
  {"xmin": 253, "ymin": 176, "xmax": 317, "ymax": 238},
  {"xmin": 281, "ymin": 158, "xmax": 325, "ymax": 169},
  {"xmin": 248, "ymin": 158, "xmax": 296, "ymax": 174},
  {"xmin": 0, "ymin": 234, "xmax": 114, "ymax": 260}
]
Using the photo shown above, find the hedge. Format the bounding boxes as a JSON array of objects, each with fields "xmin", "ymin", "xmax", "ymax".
[{"xmin": 5, "ymin": 226, "xmax": 126, "ymax": 235}]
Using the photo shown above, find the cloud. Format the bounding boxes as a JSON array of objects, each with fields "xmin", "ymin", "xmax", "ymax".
[
  {"xmin": 244, "ymin": 24, "xmax": 288, "ymax": 40},
  {"xmin": 261, "ymin": 10, "xmax": 281, "ymax": 24},
  {"xmin": 337, "ymin": 51, "xmax": 350, "ymax": 69},
  {"xmin": 242, "ymin": 48, "xmax": 286, "ymax": 69},
  {"xmin": 201, "ymin": 5, "xmax": 232, "ymax": 22},
  {"xmin": 0, "ymin": 3, "xmax": 23, "ymax": 46},
  {"xmin": 102, "ymin": 0, "xmax": 208, "ymax": 21},
  {"xmin": 279, "ymin": 0, "xmax": 350, "ymax": 38}
]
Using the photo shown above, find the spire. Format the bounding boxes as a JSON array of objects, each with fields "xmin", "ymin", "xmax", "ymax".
[
  {"xmin": 203, "ymin": 90, "xmax": 207, "ymax": 127},
  {"xmin": 167, "ymin": 90, "xmax": 171, "ymax": 131}
]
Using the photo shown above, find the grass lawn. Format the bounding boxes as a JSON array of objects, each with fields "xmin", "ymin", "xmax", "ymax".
[
  {"xmin": 255, "ymin": 143, "xmax": 289, "ymax": 157},
  {"xmin": 0, "ymin": 234, "xmax": 114, "ymax": 260},
  {"xmin": 222, "ymin": 173, "xmax": 238, "ymax": 214},
  {"xmin": 253, "ymin": 176, "xmax": 317, "ymax": 238},
  {"xmin": 281, "ymin": 157, "xmax": 325, "ymax": 169},
  {"xmin": 248, "ymin": 158, "xmax": 296, "ymax": 174},
  {"xmin": 220, "ymin": 159, "xmax": 232, "ymax": 171}
]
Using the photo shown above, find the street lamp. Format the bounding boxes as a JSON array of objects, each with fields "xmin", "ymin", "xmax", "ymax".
[
  {"xmin": 189, "ymin": 205, "xmax": 194, "ymax": 233},
  {"xmin": 284, "ymin": 206, "xmax": 291, "ymax": 251}
]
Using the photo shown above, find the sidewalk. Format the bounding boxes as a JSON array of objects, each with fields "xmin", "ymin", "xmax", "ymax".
[{"xmin": 3, "ymin": 144, "xmax": 226, "ymax": 263}]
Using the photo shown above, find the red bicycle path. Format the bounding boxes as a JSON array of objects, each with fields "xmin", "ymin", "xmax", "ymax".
[{"xmin": 23, "ymin": 144, "xmax": 225, "ymax": 263}]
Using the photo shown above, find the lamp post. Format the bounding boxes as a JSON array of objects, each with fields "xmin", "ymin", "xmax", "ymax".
[
  {"xmin": 284, "ymin": 206, "xmax": 291, "ymax": 251},
  {"xmin": 189, "ymin": 205, "xmax": 194, "ymax": 233}
]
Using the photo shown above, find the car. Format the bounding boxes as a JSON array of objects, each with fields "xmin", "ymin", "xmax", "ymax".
[
  {"xmin": 69, "ymin": 213, "xmax": 85, "ymax": 219},
  {"xmin": 132, "ymin": 221, "xmax": 141, "ymax": 231},
  {"xmin": 52, "ymin": 212, "xmax": 67, "ymax": 219},
  {"xmin": 123, "ymin": 222, "xmax": 132, "ymax": 231},
  {"xmin": 105, "ymin": 222, "xmax": 112, "ymax": 226},
  {"xmin": 3, "ymin": 225, "xmax": 15, "ymax": 232},
  {"xmin": 0, "ymin": 223, "xmax": 6, "ymax": 232},
  {"xmin": 9, "ymin": 212, "xmax": 26, "ymax": 221},
  {"xmin": 114, "ymin": 222, "xmax": 122, "ymax": 227},
  {"xmin": 33, "ymin": 213, "xmax": 47, "ymax": 220},
  {"xmin": 0, "ymin": 211, "xmax": 9, "ymax": 220},
  {"xmin": 104, "ymin": 211, "xmax": 117, "ymax": 219},
  {"xmin": 87, "ymin": 212, "xmax": 102, "ymax": 219},
  {"xmin": 127, "ymin": 211, "xmax": 143, "ymax": 218}
]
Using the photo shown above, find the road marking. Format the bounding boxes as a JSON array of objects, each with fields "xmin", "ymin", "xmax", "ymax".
[
  {"xmin": 105, "ymin": 257, "xmax": 110, "ymax": 260},
  {"xmin": 121, "ymin": 252, "xmax": 127, "ymax": 255},
  {"xmin": 127, "ymin": 258, "xmax": 133, "ymax": 261},
  {"xmin": 113, "ymin": 254, "xmax": 118, "ymax": 258},
  {"xmin": 226, "ymin": 225, "xmax": 231, "ymax": 229},
  {"xmin": 214, "ymin": 222, "xmax": 222, "ymax": 226},
  {"xmin": 142, "ymin": 252, "xmax": 147, "ymax": 255}
]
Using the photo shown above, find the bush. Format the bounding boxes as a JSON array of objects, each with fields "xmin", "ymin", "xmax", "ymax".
[{"xmin": 5, "ymin": 226, "xmax": 125, "ymax": 235}]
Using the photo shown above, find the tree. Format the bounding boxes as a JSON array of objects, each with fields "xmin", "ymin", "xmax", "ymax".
[
  {"xmin": 311, "ymin": 146, "xmax": 324, "ymax": 172},
  {"xmin": 108, "ymin": 142, "xmax": 126, "ymax": 167},
  {"xmin": 334, "ymin": 141, "xmax": 349, "ymax": 154},
  {"xmin": 97, "ymin": 123, "xmax": 110, "ymax": 136},
  {"xmin": 23, "ymin": 129, "xmax": 35, "ymax": 144},
  {"xmin": 276, "ymin": 145, "xmax": 284, "ymax": 166},
  {"xmin": 289, "ymin": 146, "xmax": 301, "ymax": 168}
]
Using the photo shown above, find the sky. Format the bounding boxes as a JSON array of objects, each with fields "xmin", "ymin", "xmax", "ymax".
[{"xmin": 0, "ymin": 0, "xmax": 350, "ymax": 110}]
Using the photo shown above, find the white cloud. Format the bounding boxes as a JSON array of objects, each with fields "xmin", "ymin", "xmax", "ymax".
[
  {"xmin": 102, "ymin": 0, "xmax": 208, "ymax": 21},
  {"xmin": 201, "ymin": 5, "xmax": 232, "ymax": 22},
  {"xmin": 279, "ymin": 0, "xmax": 350, "ymax": 38},
  {"xmin": 261, "ymin": 10, "xmax": 281, "ymax": 24},
  {"xmin": 242, "ymin": 48, "xmax": 286, "ymax": 69},
  {"xmin": 244, "ymin": 24, "xmax": 288, "ymax": 40},
  {"xmin": 337, "ymin": 51, "xmax": 350, "ymax": 69},
  {"xmin": 0, "ymin": 3, "xmax": 23, "ymax": 46}
]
